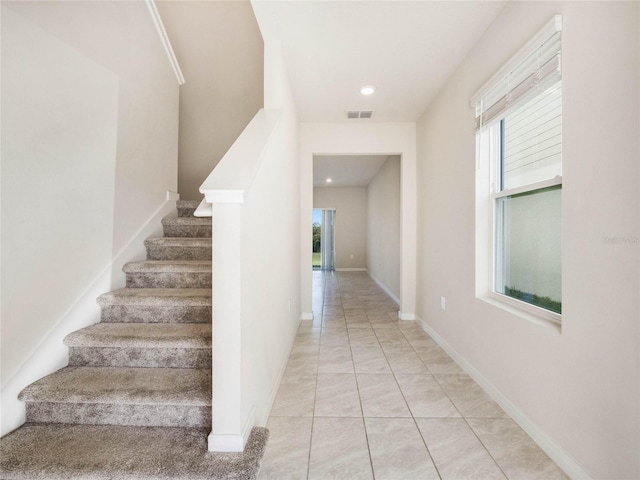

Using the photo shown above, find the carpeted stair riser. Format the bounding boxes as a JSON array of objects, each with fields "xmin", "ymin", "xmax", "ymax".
[
  {"xmin": 101, "ymin": 305, "xmax": 212, "ymax": 323},
  {"xmin": 97, "ymin": 288, "xmax": 212, "ymax": 323},
  {"xmin": 145, "ymin": 238, "xmax": 212, "ymax": 261},
  {"xmin": 124, "ymin": 261, "xmax": 212, "ymax": 289},
  {"xmin": 145, "ymin": 246, "xmax": 211, "ymax": 261},
  {"xmin": 126, "ymin": 272, "xmax": 211, "ymax": 289},
  {"xmin": 176, "ymin": 199, "xmax": 200, "ymax": 218},
  {"xmin": 25, "ymin": 402, "xmax": 211, "ymax": 428},
  {"xmin": 162, "ymin": 216, "xmax": 212, "ymax": 238},
  {"xmin": 68, "ymin": 347, "xmax": 211, "ymax": 368},
  {"xmin": 19, "ymin": 366, "xmax": 211, "ymax": 428}
]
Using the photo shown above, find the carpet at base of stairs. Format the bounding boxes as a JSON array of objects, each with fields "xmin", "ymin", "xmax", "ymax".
[{"xmin": 0, "ymin": 424, "xmax": 268, "ymax": 480}]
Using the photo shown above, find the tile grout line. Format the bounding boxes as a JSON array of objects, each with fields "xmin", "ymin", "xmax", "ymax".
[
  {"xmin": 462, "ymin": 415, "xmax": 511, "ymax": 480},
  {"xmin": 305, "ymin": 271, "xmax": 328, "ymax": 480},
  {"xmin": 396, "ymin": 315, "xmax": 510, "ymax": 479},
  {"xmin": 399, "ymin": 326, "xmax": 469, "ymax": 422},
  {"xmin": 397, "ymin": 324, "xmax": 510, "ymax": 478},
  {"xmin": 391, "ymin": 326, "xmax": 445, "ymax": 480},
  {"xmin": 340, "ymin": 271, "xmax": 416, "ymax": 478},
  {"xmin": 346, "ymin": 333, "xmax": 377, "ymax": 474},
  {"xmin": 338, "ymin": 273, "xmax": 377, "ymax": 480}
]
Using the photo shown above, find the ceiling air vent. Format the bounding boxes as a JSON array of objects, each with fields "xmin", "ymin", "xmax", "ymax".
[{"xmin": 347, "ymin": 110, "xmax": 373, "ymax": 119}]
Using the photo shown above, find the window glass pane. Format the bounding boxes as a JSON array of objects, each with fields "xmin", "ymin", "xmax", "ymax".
[
  {"xmin": 502, "ymin": 83, "xmax": 562, "ymax": 190},
  {"xmin": 495, "ymin": 185, "xmax": 561, "ymax": 313}
]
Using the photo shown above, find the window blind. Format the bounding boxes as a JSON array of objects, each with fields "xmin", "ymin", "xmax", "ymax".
[
  {"xmin": 502, "ymin": 83, "xmax": 562, "ymax": 189},
  {"xmin": 472, "ymin": 15, "xmax": 562, "ymax": 131}
]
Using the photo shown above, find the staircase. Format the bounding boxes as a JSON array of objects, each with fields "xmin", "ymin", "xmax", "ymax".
[{"xmin": 0, "ymin": 200, "xmax": 268, "ymax": 480}]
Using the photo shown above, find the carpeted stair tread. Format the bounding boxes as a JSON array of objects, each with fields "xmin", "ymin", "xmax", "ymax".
[
  {"xmin": 64, "ymin": 323, "xmax": 211, "ymax": 349},
  {"xmin": 97, "ymin": 288, "xmax": 211, "ymax": 306},
  {"xmin": 0, "ymin": 424, "xmax": 268, "ymax": 480},
  {"xmin": 123, "ymin": 260, "xmax": 212, "ymax": 274},
  {"xmin": 19, "ymin": 366, "xmax": 211, "ymax": 406}
]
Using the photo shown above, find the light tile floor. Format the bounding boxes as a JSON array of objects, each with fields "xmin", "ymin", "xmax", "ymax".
[{"xmin": 259, "ymin": 271, "xmax": 569, "ymax": 480}]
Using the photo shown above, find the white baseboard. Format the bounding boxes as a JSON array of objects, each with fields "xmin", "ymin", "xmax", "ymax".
[
  {"xmin": 207, "ymin": 405, "xmax": 255, "ymax": 452},
  {"xmin": 166, "ymin": 190, "xmax": 179, "ymax": 201},
  {"xmin": 207, "ymin": 433, "xmax": 246, "ymax": 453},
  {"xmin": 335, "ymin": 267, "xmax": 367, "ymax": 272},
  {"xmin": 398, "ymin": 311, "xmax": 416, "ymax": 321},
  {"xmin": 0, "ymin": 196, "xmax": 178, "ymax": 437},
  {"xmin": 301, "ymin": 311, "xmax": 314, "ymax": 320},
  {"xmin": 367, "ymin": 271, "xmax": 400, "ymax": 305},
  {"xmin": 415, "ymin": 316, "xmax": 593, "ymax": 480},
  {"xmin": 242, "ymin": 406, "xmax": 256, "ymax": 446}
]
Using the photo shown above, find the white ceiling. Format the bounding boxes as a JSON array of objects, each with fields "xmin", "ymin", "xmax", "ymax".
[
  {"xmin": 251, "ymin": 0, "xmax": 506, "ymax": 122},
  {"xmin": 313, "ymin": 155, "xmax": 393, "ymax": 187}
]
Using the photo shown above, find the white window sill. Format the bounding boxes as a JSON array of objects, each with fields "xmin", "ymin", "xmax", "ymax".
[{"xmin": 479, "ymin": 294, "xmax": 562, "ymax": 332}]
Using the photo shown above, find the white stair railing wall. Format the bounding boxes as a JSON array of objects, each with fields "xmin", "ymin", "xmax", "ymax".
[{"xmin": 197, "ymin": 41, "xmax": 301, "ymax": 452}]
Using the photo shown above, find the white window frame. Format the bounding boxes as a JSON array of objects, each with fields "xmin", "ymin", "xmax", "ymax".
[
  {"xmin": 490, "ymin": 154, "xmax": 562, "ymax": 323},
  {"xmin": 473, "ymin": 16, "xmax": 563, "ymax": 327}
]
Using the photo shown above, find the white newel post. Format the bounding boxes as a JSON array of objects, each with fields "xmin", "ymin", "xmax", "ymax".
[
  {"xmin": 206, "ymin": 200, "xmax": 245, "ymax": 452},
  {"xmin": 196, "ymin": 108, "xmax": 279, "ymax": 452}
]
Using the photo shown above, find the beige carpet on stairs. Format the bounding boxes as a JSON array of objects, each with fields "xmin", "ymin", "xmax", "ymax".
[{"xmin": 0, "ymin": 200, "xmax": 268, "ymax": 479}]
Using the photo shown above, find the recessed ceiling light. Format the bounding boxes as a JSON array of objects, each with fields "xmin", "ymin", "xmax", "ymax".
[
  {"xmin": 326, "ymin": 178, "xmax": 333, "ymax": 183},
  {"xmin": 360, "ymin": 86, "xmax": 375, "ymax": 96}
]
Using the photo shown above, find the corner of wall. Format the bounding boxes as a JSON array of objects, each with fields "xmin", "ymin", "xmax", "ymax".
[{"xmin": 415, "ymin": 315, "xmax": 594, "ymax": 480}]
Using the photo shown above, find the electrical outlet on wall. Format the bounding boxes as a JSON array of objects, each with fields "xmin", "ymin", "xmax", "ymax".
[{"xmin": 440, "ymin": 296, "xmax": 446, "ymax": 310}]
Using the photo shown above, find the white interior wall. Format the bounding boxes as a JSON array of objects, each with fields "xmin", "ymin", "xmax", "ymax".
[
  {"xmin": 1, "ymin": 1, "xmax": 179, "ymax": 436},
  {"xmin": 313, "ymin": 187, "xmax": 367, "ymax": 270},
  {"xmin": 1, "ymin": 3, "xmax": 118, "ymax": 384},
  {"xmin": 415, "ymin": 2, "xmax": 639, "ymax": 479},
  {"xmin": 242, "ymin": 41, "xmax": 301, "ymax": 428},
  {"xmin": 367, "ymin": 156, "xmax": 401, "ymax": 300},
  {"xmin": 300, "ymin": 123, "xmax": 416, "ymax": 320},
  {"xmin": 156, "ymin": 0, "xmax": 264, "ymax": 200}
]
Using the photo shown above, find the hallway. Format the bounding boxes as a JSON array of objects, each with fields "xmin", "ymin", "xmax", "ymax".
[{"xmin": 259, "ymin": 271, "xmax": 568, "ymax": 479}]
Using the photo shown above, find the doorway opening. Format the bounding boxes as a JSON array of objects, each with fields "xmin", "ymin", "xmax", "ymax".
[{"xmin": 312, "ymin": 208, "xmax": 335, "ymax": 271}]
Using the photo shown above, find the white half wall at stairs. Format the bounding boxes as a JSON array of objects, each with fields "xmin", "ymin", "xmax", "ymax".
[{"xmin": 199, "ymin": 40, "xmax": 301, "ymax": 452}]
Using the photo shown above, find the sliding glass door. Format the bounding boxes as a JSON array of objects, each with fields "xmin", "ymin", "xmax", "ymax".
[
  {"xmin": 312, "ymin": 209, "xmax": 335, "ymax": 271},
  {"xmin": 321, "ymin": 209, "xmax": 335, "ymax": 271}
]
